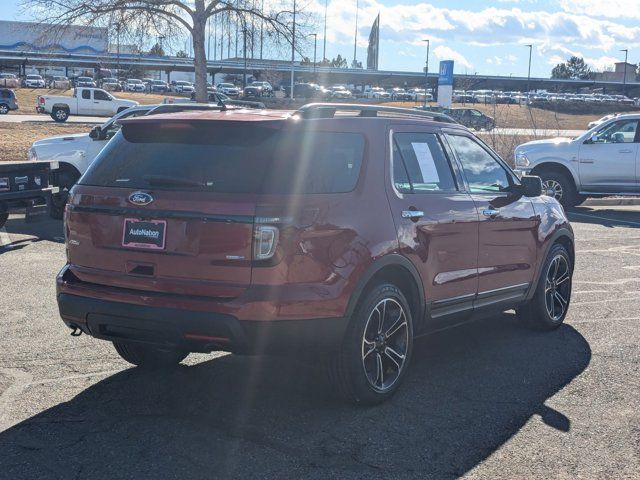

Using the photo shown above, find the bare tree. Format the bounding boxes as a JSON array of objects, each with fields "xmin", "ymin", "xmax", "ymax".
[{"xmin": 24, "ymin": 0, "xmax": 307, "ymax": 102}]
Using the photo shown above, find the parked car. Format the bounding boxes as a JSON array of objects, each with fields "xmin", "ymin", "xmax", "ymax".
[
  {"xmin": 216, "ymin": 82, "xmax": 240, "ymax": 97},
  {"xmin": 0, "ymin": 88, "xmax": 19, "ymax": 114},
  {"xmin": 243, "ymin": 83, "xmax": 263, "ymax": 98},
  {"xmin": 75, "ymin": 76, "xmax": 97, "ymax": 88},
  {"xmin": 126, "ymin": 79, "xmax": 146, "ymax": 92},
  {"xmin": 56, "ymin": 103, "xmax": 574, "ymax": 405},
  {"xmin": 142, "ymin": 78, "xmax": 155, "ymax": 91},
  {"xmin": 150, "ymin": 80, "xmax": 169, "ymax": 93},
  {"xmin": 408, "ymin": 89, "xmax": 432, "ymax": 102},
  {"xmin": 284, "ymin": 83, "xmax": 325, "ymax": 99},
  {"xmin": 363, "ymin": 87, "xmax": 389, "ymax": 99},
  {"xmin": 24, "ymin": 74, "xmax": 46, "ymax": 88},
  {"xmin": 587, "ymin": 113, "xmax": 619, "ymax": 130},
  {"xmin": 50, "ymin": 76, "xmax": 70, "ymax": 89},
  {"xmin": 443, "ymin": 108, "xmax": 496, "ymax": 131},
  {"xmin": 0, "ymin": 160, "xmax": 59, "ymax": 228},
  {"xmin": 0, "ymin": 73, "xmax": 20, "ymax": 88},
  {"xmin": 36, "ymin": 87, "xmax": 138, "ymax": 122},
  {"xmin": 388, "ymin": 87, "xmax": 412, "ymax": 101},
  {"xmin": 249, "ymin": 81, "xmax": 273, "ymax": 96},
  {"xmin": 329, "ymin": 85, "xmax": 352, "ymax": 99},
  {"xmin": 515, "ymin": 113, "xmax": 640, "ymax": 207},
  {"xmin": 101, "ymin": 77, "xmax": 121, "ymax": 91}
]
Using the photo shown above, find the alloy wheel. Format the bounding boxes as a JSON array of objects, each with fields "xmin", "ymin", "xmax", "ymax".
[
  {"xmin": 361, "ymin": 298, "xmax": 409, "ymax": 392},
  {"xmin": 0, "ymin": 104, "xmax": 8, "ymax": 114},
  {"xmin": 545, "ymin": 254, "xmax": 571, "ymax": 321},
  {"xmin": 542, "ymin": 179, "xmax": 563, "ymax": 200},
  {"xmin": 56, "ymin": 109, "xmax": 68, "ymax": 121}
]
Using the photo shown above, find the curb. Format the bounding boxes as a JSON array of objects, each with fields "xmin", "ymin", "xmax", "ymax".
[{"xmin": 583, "ymin": 198, "xmax": 640, "ymax": 206}]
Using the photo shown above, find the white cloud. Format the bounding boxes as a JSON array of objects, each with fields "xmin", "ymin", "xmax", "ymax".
[
  {"xmin": 307, "ymin": 0, "xmax": 640, "ymax": 53},
  {"xmin": 433, "ymin": 45, "xmax": 473, "ymax": 70},
  {"xmin": 559, "ymin": 0, "xmax": 640, "ymax": 20}
]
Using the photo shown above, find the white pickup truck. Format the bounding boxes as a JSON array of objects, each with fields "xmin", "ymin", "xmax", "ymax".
[
  {"xmin": 36, "ymin": 87, "xmax": 138, "ymax": 122},
  {"xmin": 514, "ymin": 113, "xmax": 640, "ymax": 207}
]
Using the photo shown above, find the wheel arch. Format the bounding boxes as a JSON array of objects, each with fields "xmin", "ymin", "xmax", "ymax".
[
  {"xmin": 345, "ymin": 254, "xmax": 425, "ymax": 329},
  {"xmin": 53, "ymin": 162, "xmax": 82, "ymax": 187},
  {"xmin": 526, "ymin": 228, "xmax": 575, "ymax": 301},
  {"xmin": 531, "ymin": 161, "xmax": 579, "ymax": 187},
  {"xmin": 51, "ymin": 103, "xmax": 71, "ymax": 111}
]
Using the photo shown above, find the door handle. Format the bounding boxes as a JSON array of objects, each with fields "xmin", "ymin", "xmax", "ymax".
[
  {"xmin": 618, "ymin": 149, "xmax": 633, "ymax": 153},
  {"xmin": 579, "ymin": 159, "xmax": 595, "ymax": 164},
  {"xmin": 401, "ymin": 210, "xmax": 424, "ymax": 219},
  {"xmin": 483, "ymin": 208, "xmax": 500, "ymax": 217},
  {"xmin": 93, "ymin": 101, "xmax": 99, "ymax": 103}
]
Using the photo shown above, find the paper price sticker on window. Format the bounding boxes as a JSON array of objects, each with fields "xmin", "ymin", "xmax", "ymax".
[{"xmin": 411, "ymin": 142, "xmax": 440, "ymax": 183}]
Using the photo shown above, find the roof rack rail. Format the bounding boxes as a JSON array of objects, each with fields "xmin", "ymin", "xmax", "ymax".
[{"xmin": 295, "ymin": 103, "xmax": 456, "ymax": 123}]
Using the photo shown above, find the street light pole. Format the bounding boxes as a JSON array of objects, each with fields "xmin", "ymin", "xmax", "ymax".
[
  {"xmin": 290, "ymin": 0, "xmax": 296, "ymax": 100},
  {"xmin": 525, "ymin": 44, "xmax": 532, "ymax": 95},
  {"xmin": 422, "ymin": 39, "xmax": 429, "ymax": 107},
  {"xmin": 621, "ymin": 49, "xmax": 629, "ymax": 95},
  {"xmin": 243, "ymin": 28, "xmax": 248, "ymax": 89},
  {"xmin": 309, "ymin": 33, "xmax": 317, "ymax": 73},
  {"xmin": 323, "ymin": 0, "xmax": 328, "ymax": 62}
]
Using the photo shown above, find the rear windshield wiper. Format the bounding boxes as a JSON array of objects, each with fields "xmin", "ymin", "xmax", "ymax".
[{"xmin": 142, "ymin": 175, "xmax": 205, "ymax": 188}]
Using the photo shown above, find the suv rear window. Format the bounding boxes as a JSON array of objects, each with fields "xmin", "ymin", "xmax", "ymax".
[{"xmin": 80, "ymin": 122, "xmax": 365, "ymax": 194}]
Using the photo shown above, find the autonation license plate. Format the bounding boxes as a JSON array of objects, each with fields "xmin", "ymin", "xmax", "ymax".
[{"xmin": 122, "ymin": 218, "xmax": 167, "ymax": 250}]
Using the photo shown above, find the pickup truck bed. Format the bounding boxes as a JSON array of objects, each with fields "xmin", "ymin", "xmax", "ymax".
[{"xmin": 0, "ymin": 160, "xmax": 59, "ymax": 228}]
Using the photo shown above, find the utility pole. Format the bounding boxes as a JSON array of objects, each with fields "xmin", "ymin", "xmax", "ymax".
[
  {"xmin": 621, "ymin": 48, "xmax": 629, "ymax": 95},
  {"xmin": 423, "ymin": 39, "xmax": 429, "ymax": 107},
  {"xmin": 309, "ymin": 33, "xmax": 317, "ymax": 73},
  {"xmin": 525, "ymin": 44, "xmax": 532, "ymax": 95},
  {"xmin": 243, "ymin": 27, "xmax": 248, "ymax": 89},
  {"xmin": 352, "ymin": 0, "xmax": 359, "ymax": 67},
  {"xmin": 290, "ymin": 0, "xmax": 296, "ymax": 99},
  {"xmin": 116, "ymin": 23, "xmax": 120, "ymax": 78},
  {"xmin": 260, "ymin": 0, "xmax": 264, "ymax": 59},
  {"xmin": 323, "ymin": 0, "xmax": 328, "ymax": 62}
]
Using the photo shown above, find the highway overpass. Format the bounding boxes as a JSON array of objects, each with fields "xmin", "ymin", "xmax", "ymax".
[{"xmin": 1, "ymin": 48, "xmax": 639, "ymax": 94}]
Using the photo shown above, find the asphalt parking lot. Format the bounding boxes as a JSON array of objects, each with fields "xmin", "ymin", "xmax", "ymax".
[{"xmin": 0, "ymin": 205, "xmax": 639, "ymax": 479}]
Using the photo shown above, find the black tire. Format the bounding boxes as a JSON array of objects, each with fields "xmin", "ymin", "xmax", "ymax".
[
  {"xmin": 49, "ymin": 168, "xmax": 80, "ymax": 220},
  {"xmin": 51, "ymin": 107, "xmax": 69, "ymax": 122},
  {"xmin": 0, "ymin": 103, "xmax": 9, "ymax": 115},
  {"xmin": 0, "ymin": 212, "xmax": 8, "ymax": 228},
  {"xmin": 328, "ymin": 283, "xmax": 414, "ymax": 405},
  {"xmin": 113, "ymin": 341, "xmax": 188, "ymax": 368},
  {"xmin": 538, "ymin": 169, "xmax": 580, "ymax": 208},
  {"xmin": 517, "ymin": 243, "xmax": 572, "ymax": 330}
]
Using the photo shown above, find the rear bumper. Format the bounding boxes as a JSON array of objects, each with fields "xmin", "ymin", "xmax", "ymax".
[{"xmin": 58, "ymin": 292, "xmax": 348, "ymax": 354}]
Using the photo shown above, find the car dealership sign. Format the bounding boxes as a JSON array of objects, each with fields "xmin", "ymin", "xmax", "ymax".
[{"xmin": 438, "ymin": 60, "xmax": 454, "ymax": 107}]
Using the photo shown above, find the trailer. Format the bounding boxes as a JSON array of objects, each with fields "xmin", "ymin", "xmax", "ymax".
[{"xmin": 0, "ymin": 160, "xmax": 59, "ymax": 228}]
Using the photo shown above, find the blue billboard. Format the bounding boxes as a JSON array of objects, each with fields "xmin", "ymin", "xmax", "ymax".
[{"xmin": 438, "ymin": 60, "xmax": 454, "ymax": 86}]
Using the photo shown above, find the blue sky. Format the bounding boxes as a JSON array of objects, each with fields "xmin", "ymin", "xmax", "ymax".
[{"xmin": 4, "ymin": 0, "xmax": 639, "ymax": 77}]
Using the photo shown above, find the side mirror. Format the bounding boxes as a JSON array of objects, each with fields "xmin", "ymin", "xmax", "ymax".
[
  {"xmin": 89, "ymin": 126, "xmax": 101, "ymax": 139},
  {"xmin": 520, "ymin": 175, "xmax": 543, "ymax": 197}
]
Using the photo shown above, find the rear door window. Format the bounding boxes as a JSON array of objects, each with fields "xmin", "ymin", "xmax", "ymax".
[
  {"xmin": 80, "ymin": 123, "xmax": 364, "ymax": 194},
  {"xmin": 81, "ymin": 90, "xmax": 91, "ymax": 100},
  {"xmin": 392, "ymin": 132, "xmax": 457, "ymax": 193}
]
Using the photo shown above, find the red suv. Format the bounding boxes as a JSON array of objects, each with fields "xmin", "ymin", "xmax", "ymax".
[{"xmin": 57, "ymin": 104, "xmax": 574, "ymax": 404}]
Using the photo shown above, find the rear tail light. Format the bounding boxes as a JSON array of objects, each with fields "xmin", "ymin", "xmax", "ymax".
[
  {"xmin": 253, "ymin": 225, "xmax": 279, "ymax": 261},
  {"xmin": 38, "ymin": 96, "xmax": 44, "ymax": 104}
]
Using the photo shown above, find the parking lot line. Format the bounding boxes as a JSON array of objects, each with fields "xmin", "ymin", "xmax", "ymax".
[
  {"xmin": 568, "ymin": 211, "xmax": 640, "ymax": 227},
  {"xmin": 0, "ymin": 228, "xmax": 10, "ymax": 247}
]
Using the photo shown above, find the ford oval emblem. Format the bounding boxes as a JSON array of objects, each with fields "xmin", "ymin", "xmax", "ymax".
[{"xmin": 128, "ymin": 191, "xmax": 153, "ymax": 206}]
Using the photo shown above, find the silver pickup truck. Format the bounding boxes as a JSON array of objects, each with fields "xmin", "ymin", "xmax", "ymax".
[
  {"xmin": 515, "ymin": 113, "xmax": 640, "ymax": 207},
  {"xmin": 36, "ymin": 87, "xmax": 137, "ymax": 122}
]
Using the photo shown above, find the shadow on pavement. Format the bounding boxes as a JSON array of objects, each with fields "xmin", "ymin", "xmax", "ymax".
[
  {"xmin": 0, "ymin": 216, "xmax": 63, "ymax": 255},
  {"xmin": 568, "ymin": 206, "xmax": 640, "ymax": 228},
  {"xmin": 0, "ymin": 314, "xmax": 590, "ymax": 479}
]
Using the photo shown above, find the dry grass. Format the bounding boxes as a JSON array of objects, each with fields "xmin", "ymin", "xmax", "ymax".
[
  {"xmin": 0, "ymin": 122, "xmax": 92, "ymax": 162},
  {"xmin": 381, "ymin": 101, "xmax": 629, "ymax": 131},
  {"xmin": 13, "ymin": 88, "xmax": 177, "ymax": 114}
]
